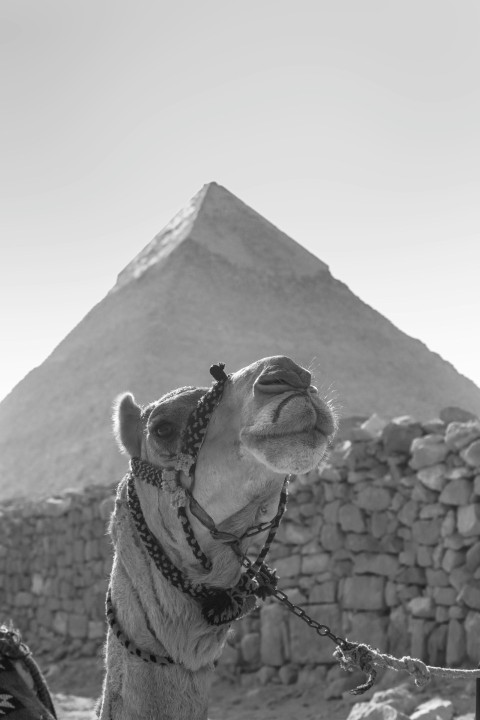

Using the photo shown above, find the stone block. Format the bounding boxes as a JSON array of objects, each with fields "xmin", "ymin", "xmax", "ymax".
[
  {"xmin": 40, "ymin": 497, "xmax": 73, "ymax": 517},
  {"xmin": 260, "ymin": 603, "xmax": 288, "ymax": 666},
  {"xmin": 440, "ymin": 407, "xmax": 477, "ymax": 424},
  {"xmin": 461, "ymin": 440, "xmax": 480, "ymax": 468},
  {"xmin": 441, "ymin": 510, "xmax": 456, "ymax": 538},
  {"xmin": 458, "ymin": 582, "xmax": 480, "ymax": 610},
  {"xmin": 371, "ymin": 686, "xmax": 418, "ymax": 716},
  {"xmin": 449, "ymin": 565, "xmax": 469, "ymax": 592},
  {"xmin": 416, "ymin": 464, "xmax": 447, "ymax": 491},
  {"xmin": 411, "ymin": 519, "xmax": 441, "ymax": 545},
  {"xmin": 240, "ymin": 632, "xmax": 260, "ymax": 665},
  {"xmin": 68, "ymin": 613, "xmax": 88, "ymax": 638},
  {"xmin": 370, "ymin": 512, "xmax": 389, "ymax": 538},
  {"xmin": 356, "ymin": 487, "xmax": 391, "ymax": 512},
  {"xmin": 439, "ymin": 478, "xmax": 472, "ymax": 506},
  {"xmin": 15, "ymin": 591, "xmax": 33, "ymax": 607},
  {"xmin": 346, "ymin": 612, "xmax": 388, "ymax": 651},
  {"xmin": 464, "ymin": 610, "xmax": 480, "ymax": 663},
  {"xmin": 419, "ymin": 503, "xmax": 445, "ymax": 519},
  {"xmin": 458, "ymin": 505, "xmax": 480, "ymax": 536},
  {"xmin": 446, "ymin": 618, "xmax": 466, "ymax": 665},
  {"xmin": 410, "ymin": 698, "xmax": 454, "ymax": 720},
  {"xmin": 410, "ymin": 436, "xmax": 448, "ymax": 470},
  {"xmin": 407, "ymin": 597, "xmax": 434, "ymax": 618},
  {"xmin": 323, "ymin": 500, "xmax": 341, "ymax": 523},
  {"xmin": 274, "ymin": 555, "xmax": 301, "ymax": 578},
  {"xmin": 354, "ymin": 553, "xmax": 399, "ymax": 578},
  {"xmin": 398, "ymin": 500, "xmax": 419, "ymax": 526},
  {"xmin": 397, "ymin": 566, "xmax": 426, "ymax": 585},
  {"xmin": 53, "ymin": 611, "xmax": 68, "ymax": 635},
  {"xmin": 339, "ymin": 503, "xmax": 366, "ymax": 533},
  {"xmin": 283, "ymin": 521, "xmax": 314, "ymax": 545},
  {"xmin": 347, "ymin": 703, "xmax": 409, "ymax": 719},
  {"xmin": 425, "ymin": 568, "xmax": 449, "ymax": 586},
  {"xmin": 432, "ymin": 587, "xmax": 457, "ymax": 605},
  {"xmin": 441, "ymin": 548, "xmax": 464, "ymax": 573},
  {"xmin": 360, "ymin": 414, "xmax": 388, "ymax": 439},
  {"xmin": 342, "ymin": 576, "xmax": 385, "ymax": 611},
  {"xmin": 289, "ymin": 603, "xmax": 341, "ymax": 664},
  {"xmin": 445, "ymin": 421, "xmax": 480, "ymax": 451},
  {"xmin": 320, "ymin": 524, "xmax": 344, "ymax": 551},
  {"xmin": 308, "ymin": 581, "xmax": 337, "ymax": 604},
  {"xmin": 88, "ymin": 620, "xmax": 106, "ymax": 640},
  {"xmin": 466, "ymin": 541, "xmax": 480, "ymax": 571},
  {"xmin": 301, "ymin": 553, "xmax": 330, "ymax": 575},
  {"xmin": 409, "ymin": 617, "xmax": 430, "ymax": 660},
  {"xmin": 382, "ymin": 418, "xmax": 423, "ymax": 455},
  {"xmin": 416, "ymin": 546, "xmax": 433, "ymax": 567},
  {"xmin": 278, "ymin": 664, "xmax": 298, "ymax": 685}
]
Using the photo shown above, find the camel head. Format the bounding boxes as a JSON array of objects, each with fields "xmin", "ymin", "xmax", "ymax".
[{"xmin": 113, "ymin": 355, "xmax": 337, "ymax": 575}]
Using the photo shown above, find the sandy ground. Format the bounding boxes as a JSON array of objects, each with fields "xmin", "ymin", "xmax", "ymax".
[{"xmin": 45, "ymin": 657, "xmax": 477, "ymax": 720}]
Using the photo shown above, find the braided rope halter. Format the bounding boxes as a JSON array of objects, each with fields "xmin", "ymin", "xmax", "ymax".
[{"xmin": 107, "ymin": 363, "xmax": 289, "ymax": 664}]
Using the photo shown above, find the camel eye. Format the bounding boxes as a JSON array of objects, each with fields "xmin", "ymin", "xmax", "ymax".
[{"xmin": 153, "ymin": 422, "xmax": 175, "ymax": 440}]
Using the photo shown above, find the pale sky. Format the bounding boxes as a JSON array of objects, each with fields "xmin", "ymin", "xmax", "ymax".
[{"xmin": 1, "ymin": 0, "xmax": 479, "ymax": 403}]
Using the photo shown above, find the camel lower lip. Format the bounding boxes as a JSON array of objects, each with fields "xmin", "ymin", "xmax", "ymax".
[{"xmin": 255, "ymin": 426, "xmax": 327, "ymax": 441}]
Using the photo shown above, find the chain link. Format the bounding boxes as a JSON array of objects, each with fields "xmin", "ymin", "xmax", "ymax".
[{"xmin": 239, "ymin": 553, "xmax": 351, "ymax": 651}]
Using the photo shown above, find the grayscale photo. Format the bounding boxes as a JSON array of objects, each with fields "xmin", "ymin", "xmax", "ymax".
[{"xmin": 1, "ymin": 2, "xmax": 479, "ymax": 719}]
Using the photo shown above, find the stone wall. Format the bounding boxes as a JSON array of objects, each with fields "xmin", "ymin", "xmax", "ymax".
[{"xmin": 1, "ymin": 408, "xmax": 480, "ymax": 686}]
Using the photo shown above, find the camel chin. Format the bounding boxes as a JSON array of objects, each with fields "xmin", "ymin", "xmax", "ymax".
[{"xmin": 240, "ymin": 426, "xmax": 329, "ymax": 474}]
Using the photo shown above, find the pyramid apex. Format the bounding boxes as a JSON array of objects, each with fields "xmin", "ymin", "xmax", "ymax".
[{"xmin": 111, "ymin": 182, "xmax": 329, "ymax": 293}]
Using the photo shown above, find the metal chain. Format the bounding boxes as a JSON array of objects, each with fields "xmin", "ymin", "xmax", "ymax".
[{"xmin": 238, "ymin": 552, "xmax": 352, "ymax": 651}]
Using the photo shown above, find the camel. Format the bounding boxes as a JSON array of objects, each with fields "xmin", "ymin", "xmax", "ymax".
[{"xmin": 97, "ymin": 355, "xmax": 337, "ymax": 720}]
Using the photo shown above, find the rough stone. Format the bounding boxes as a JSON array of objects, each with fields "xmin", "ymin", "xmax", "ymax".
[
  {"xmin": 416, "ymin": 464, "xmax": 447, "ymax": 491},
  {"xmin": 347, "ymin": 702, "xmax": 409, "ymax": 720},
  {"xmin": 462, "ymin": 440, "xmax": 480, "ymax": 467},
  {"xmin": 371, "ymin": 686, "xmax": 418, "ymax": 715},
  {"xmin": 410, "ymin": 698, "xmax": 454, "ymax": 720},
  {"xmin": 354, "ymin": 553, "xmax": 399, "ymax": 578},
  {"xmin": 397, "ymin": 500, "xmax": 418, "ymax": 526},
  {"xmin": 458, "ymin": 505, "xmax": 480, "ymax": 536},
  {"xmin": 464, "ymin": 610, "xmax": 480, "ymax": 663},
  {"xmin": 278, "ymin": 664, "xmax": 298, "ymax": 685},
  {"xmin": 274, "ymin": 555, "xmax": 301, "ymax": 578},
  {"xmin": 446, "ymin": 618, "xmax": 466, "ymax": 666},
  {"xmin": 240, "ymin": 632, "xmax": 261, "ymax": 665},
  {"xmin": 382, "ymin": 418, "xmax": 424, "ymax": 455},
  {"xmin": 356, "ymin": 487, "xmax": 392, "ymax": 512},
  {"xmin": 440, "ymin": 407, "xmax": 477, "ymax": 424},
  {"xmin": 465, "ymin": 541, "xmax": 480, "ymax": 571},
  {"xmin": 308, "ymin": 581, "xmax": 336, "ymax": 604},
  {"xmin": 458, "ymin": 582, "xmax": 480, "ymax": 610},
  {"xmin": 439, "ymin": 478, "xmax": 472, "ymax": 506},
  {"xmin": 339, "ymin": 503, "xmax": 366, "ymax": 533},
  {"xmin": 260, "ymin": 603, "xmax": 288, "ymax": 666},
  {"xmin": 407, "ymin": 597, "xmax": 434, "ymax": 618},
  {"xmin": 301, "ymin": 553, "xmax": 329, "ymax": 575},
  {"xmin": 411, "ymin": 519, "xmax": 441, "ymax": 545},
  {"xmin": 342, "ymin": 576, "xmax": 385, "ymax": 611},
  {"xmin": 445, "ymin": 421, "xmax": 480, "ymax": 450},
  {"xmin": 320, "ymin": 524, "xmax": 344, "ymax": 551},
  {"xmin": 410, "ymin": 436, "xmax": 448, "ymax": 470}
]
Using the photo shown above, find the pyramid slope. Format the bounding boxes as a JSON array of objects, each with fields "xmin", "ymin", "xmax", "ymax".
[{"xmin": 1, "ymin": 185, "xmax": 480, "ymax": 501}]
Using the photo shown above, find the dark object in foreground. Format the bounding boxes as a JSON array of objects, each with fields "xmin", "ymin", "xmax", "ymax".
[{"xmin": 0, "ymin": 624, "xmax": 57, "ymax": 720}]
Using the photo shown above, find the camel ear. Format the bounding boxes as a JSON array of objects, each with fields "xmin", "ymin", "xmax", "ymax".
[{"xmin": 113, "ymin": 393, "xmax": 142, "ymax": 457}]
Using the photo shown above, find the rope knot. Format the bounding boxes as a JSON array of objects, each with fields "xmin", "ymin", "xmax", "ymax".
[
  {"xmin": 401, "ymin": 656, "xmax": 431, "ymax": 686},
  {"xmin": 333, "ymin": 641, "xmax": 378, "ymax": 695}
]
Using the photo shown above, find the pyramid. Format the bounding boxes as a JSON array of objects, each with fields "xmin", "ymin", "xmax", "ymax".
[{"xmin": 1, "ymin": 182, "xmax": 479, "ymax": 501}]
